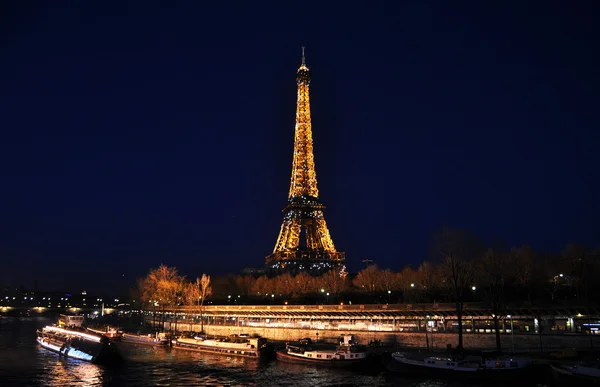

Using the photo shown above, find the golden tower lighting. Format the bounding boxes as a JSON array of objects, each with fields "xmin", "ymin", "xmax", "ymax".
[{"xmin": 266, "ymin": 47, "xmax": 345, "ymax": 275}]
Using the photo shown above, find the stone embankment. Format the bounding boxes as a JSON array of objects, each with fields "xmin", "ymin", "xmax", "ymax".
[{"xmin": 164, "ymin": 322, "xmax": 598, "ymax": 353}]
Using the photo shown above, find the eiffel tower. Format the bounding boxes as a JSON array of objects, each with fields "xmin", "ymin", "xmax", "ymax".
[{"xmin": 266, "ymin": 47, "xmax": 345, "ymax": 275}]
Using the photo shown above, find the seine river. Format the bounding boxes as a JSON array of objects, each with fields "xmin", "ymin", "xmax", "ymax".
[{"xmin": 0, "ymin": 317, "xmax": 550, "ymax": 386}]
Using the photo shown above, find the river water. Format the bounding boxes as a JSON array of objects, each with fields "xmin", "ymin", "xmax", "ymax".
[{"xmin": 0, "ymin": 317, "xmax": 551, "ymax": 386}]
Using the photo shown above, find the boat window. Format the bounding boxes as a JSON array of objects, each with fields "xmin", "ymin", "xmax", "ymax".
[
  {"xmin": 326, "ymin": 355, "xmax": 331, "ymax": 359},
  {"xmin": 495, "ymin": 362, "xmax": 506, "ymax": 368},
  {"xmin": 317, "ymin": 355, "xmax": 322, "ymax": 358}
]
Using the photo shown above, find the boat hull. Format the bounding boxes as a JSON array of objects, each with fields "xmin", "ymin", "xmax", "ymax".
[
  {"xmin": 37, "ymin": 329, "xmax": 122, "ymax": 364},
  {"xmin": 173, "ymin": 339, "xmax": 264, "ymax": 358},
  {"xmin": 388, "ymin": 360, "xmax": 478, "ymax": 374},
  {"xmin": 387, "ymin": 356, "xmax": 537, "ymax": 381},
  {"xmin": 37, "ymin": 336, "xmax": 95, "ymax": 362},
  {"xmin": 550, "ymin": 363, "xmax": 600, "ymax": 385}
]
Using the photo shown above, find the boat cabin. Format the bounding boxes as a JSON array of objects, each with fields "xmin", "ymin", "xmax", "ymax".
[
  {"xmin": 58, "ymin": 314, "xmax": 84, "ymax": 328},
  {"xmin": 340, "ymin": 334, "xmax": 359, "ymax": 346}
]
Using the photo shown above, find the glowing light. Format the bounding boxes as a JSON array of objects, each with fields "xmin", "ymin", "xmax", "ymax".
[
  {"xmin": 268, "ymin": 48, "xmax": 343, "ymax": 270},
  {"xmin": 44, "ymin": 326, "xmax": 101, "ymax": 342}
]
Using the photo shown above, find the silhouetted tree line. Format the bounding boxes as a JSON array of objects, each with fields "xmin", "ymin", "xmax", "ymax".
[
  {"xmin": 132, "ymin": 227, "xmax": 599, "ymax": 350},
  {"xmin": 206, "ymin": 229, "xmax": 599, "ymax": 306}
]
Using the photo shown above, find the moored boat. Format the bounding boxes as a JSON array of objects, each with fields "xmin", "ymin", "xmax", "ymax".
[
  {"xmin": 390, "ymin": 352, "xmax": 479, "ymax": 373},
  {"xmin": 276, "ymin": 334, "xmax": 367, "ymax": 366},
  {"xmin": 121, "ymin": 332, "xmax": 170, "ymax": 346},
  {"xmin": 389, "ymin": 351, "xmax": 533, "ymax": 376},
  {"xmin": 550, "ymin": 361, "xmax": 600, "ymax": 385},
  {"xmin": 173, "ymin": 334, "xmax": 270, "ymax": 358},
  {"xmin": 36, "ymin": 321, "xmax": 122, "ymax": 364}
]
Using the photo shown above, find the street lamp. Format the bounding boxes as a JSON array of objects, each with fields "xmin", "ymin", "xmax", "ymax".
[
  {"xmin": 410, "ymin": 283, "xmax": 415, "ymax": 288},
  {"xmin": 387, "ymin": 290, "xmax": 391, "ymax": 304},
  {"xmin": 507, "ymin": 314, "xmax": 515, "ymax": 354},
  {"xmin": 471, "ymin": 286, "xmax": 476, "ymax": 291},
  {"xmin": 326, "ymin": 292, "xmax": 330, "ymax": 304}
]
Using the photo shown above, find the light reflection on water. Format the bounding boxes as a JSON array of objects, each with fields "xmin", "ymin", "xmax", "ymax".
[{"xmin": 0, "ymin": 317, "xmax": 542, "ymax": 387}]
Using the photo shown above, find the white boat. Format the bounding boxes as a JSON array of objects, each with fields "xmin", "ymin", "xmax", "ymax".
[
  {"xmin": 276, "ymin": 334, "xmax": 368, "ymax": 366},
  {"xmin": 173, "ymin": 334, "xmax": 269, "ymax": 358},
  {"xmin": 550, "ymin": 362, "xmax": 600, "ymax": 384},
  {"xmin": 391, "ymin": 352, "xmax": 479, "ymax": 372},
  {"xmin": 390, "ymin": 352, "xmax": 533, "ymax": 375},
  {"xmin": 37, "ymin": 325, "xmax": 122, "ymax": 363}
]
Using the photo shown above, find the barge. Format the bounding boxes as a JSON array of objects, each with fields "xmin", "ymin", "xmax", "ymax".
[
  {"xmin": 173, "ymin": 334, "xmax": 269, "ymax": 358},
  {"xmin": 36, "ymin": 315, "xmax": 122, "ymax": 364},
  {"xmin": 276, "ymin": 334, "xmax": 367, "ymax": 366}
]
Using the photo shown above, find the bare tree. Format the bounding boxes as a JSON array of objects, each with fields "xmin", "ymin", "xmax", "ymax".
[
  {"xmin": 478, "ymin": 247, "xmax": 510, "ymax": 352},
  {"xmin": 416, "ymin": 261, "xmax": 439, "ymax": 302},
  {"xmin": 321, "ymin": 270, "xmax": 347, "ymax": 301},
  {"xmin": 510, "ymin": 245, "xmax": 535, "ymax": 303},
  {"xmin": 198, "ymin": 274, "xmax": 212, "ymax": 333},
  {"xmin": 234, "ymin": 275, "xmax": 256, "ymax": 297},
  {"xmin": 131, "ymin": 277, "xmax": 156, "ymax": 327},
  {"xmin": 143, "ymin": 265, "xmax": 184, "ymax": 331},
  {"xmin": 433, "ymin": 227, "xmax": 481, "ymax": 353},
  {"xmin": 378, "ymin": 269, "xmax": 396, "ymax": 292},
  {"xmin": 252, "ymin": 275, "xmax": 274, "ymax": 298},
  {"xmin": 294, "ymin": 272, "xmax": 314, "ymax": 299},
  {"xmin": 353, "ymin": 265, "xmax": 380, "ymax": 297},
  {"xmin": 562, "ymin": 244, "xmax": 590, "ymax": 301},
  {"xmin": 395, "ymin": 266, "xmax": 417, "ymax": 302},
  {"xmin": 184, "ymin": 279, "xmax": 202, "ymax": 331},
  {"xmin": 274, "ymin": 273, "xmax": 295, "ymax": 299}
]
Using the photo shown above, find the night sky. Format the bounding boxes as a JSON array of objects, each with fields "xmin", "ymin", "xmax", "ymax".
[{"xmin": 1, "ymin": 1, "xmax": 598, "ymax": 295}]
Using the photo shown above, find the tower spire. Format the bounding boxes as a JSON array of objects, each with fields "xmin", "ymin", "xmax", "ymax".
[{"xmin": 301, "ymin": 46, "xmax": 306, "ymax": 65}]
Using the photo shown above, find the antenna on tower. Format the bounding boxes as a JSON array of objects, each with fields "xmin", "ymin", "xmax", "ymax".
[{"xmin": 301, "ymin": 46, "xmax": 306, "ymax": 65}]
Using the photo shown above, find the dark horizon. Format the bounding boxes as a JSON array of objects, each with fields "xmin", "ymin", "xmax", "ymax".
[{"xmin": 1, "ymin": 1, "xmax": 598, "ymax": 295}]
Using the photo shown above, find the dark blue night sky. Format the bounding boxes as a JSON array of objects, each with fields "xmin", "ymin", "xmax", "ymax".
[{"xmin": 1, "ymin": 1, "xmax": 598, "ymax": 294}]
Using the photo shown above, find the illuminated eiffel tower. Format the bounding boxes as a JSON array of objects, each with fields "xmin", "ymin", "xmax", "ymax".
[{"xmin": 266, "ymin": 47, "xmax": 345, "ymax": 275}]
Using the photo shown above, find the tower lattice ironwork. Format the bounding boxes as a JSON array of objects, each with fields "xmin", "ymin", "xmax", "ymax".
[{"xmin": 266, "ymin": 47, "xmax": 345, "ymax": 275}]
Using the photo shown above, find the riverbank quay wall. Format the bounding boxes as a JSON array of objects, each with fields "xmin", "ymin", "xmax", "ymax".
[{"xmin": 155, "ymin": 302, "xmax": 600, "ymax": 352}]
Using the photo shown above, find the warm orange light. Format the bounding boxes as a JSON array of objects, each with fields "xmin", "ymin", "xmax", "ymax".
[
  {"xmin": 45, "ymin": 326, "xmax": 101, "ymax": 342},
  {"xmin": 271, "ymin": 49, "xmax": 338, "ymax": 256}
]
